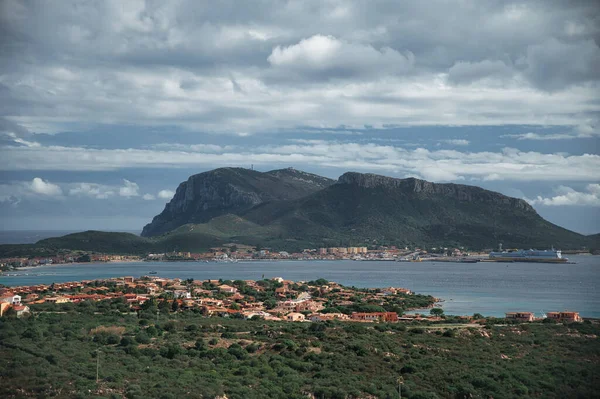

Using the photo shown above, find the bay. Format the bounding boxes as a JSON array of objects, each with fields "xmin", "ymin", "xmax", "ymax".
[{"xmin": 1, "ymin": 255, "xmax": 598, "ymax": 318}]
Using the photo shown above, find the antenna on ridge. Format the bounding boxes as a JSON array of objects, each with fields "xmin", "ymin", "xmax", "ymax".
[{"xmin": 251, "ymin": 164, "xmax": 254, "ymax": 170}]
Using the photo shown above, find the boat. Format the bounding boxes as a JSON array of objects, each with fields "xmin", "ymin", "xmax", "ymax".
[
  {"xmin": 148, "ymin": 271, "xmax": 158, "ymax": 274},
  {"xmin": 489, "ymin": 244, "xmax": 568, "ymax": 263}
]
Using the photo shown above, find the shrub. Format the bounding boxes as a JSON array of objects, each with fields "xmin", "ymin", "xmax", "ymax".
[
  {"xmin": 134, "ymin": 332, "xmax": 150, "ymax": 344},
  {"xmin": 442, "ymin": 329, "xmax": 456, "ymax": 338}
]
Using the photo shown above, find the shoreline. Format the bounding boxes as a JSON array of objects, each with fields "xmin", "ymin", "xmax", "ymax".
[{"xmin": 9, "ymin": 259, "xmax": 142, "ymax": 271}]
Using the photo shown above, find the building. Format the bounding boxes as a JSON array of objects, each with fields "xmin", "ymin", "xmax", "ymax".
[
  {"xmin": 286, "ymin": 312, "xmax": 306, "ymax": 322},
  {"xmin": 546, "ymin": 311, "xmax": 582, "ymax": 323},
  {"xmin": 309, "ymin": 313, "xmax": 349, "ymax": 322},
  {"xmin": 505, "ymin": 312, "xmax": 535, "ymax": 322},
  {"xmin": 44, "ymin": 296, "xmax": 71, "ymax": 304},
  {"xmin": 0, "ymin": 294, "xmax": 21, "ymax": 305},
  {"xmin": 218, "ymin": 285, "xmax": 238, "ymax": 294},
  {"xmin": 13, "ymin": 305, "xmax": 30, "ymax": 318},
  {"xmin": 173, "ymin": 290, "xmax": 192, "ymax": 299},
  {"xmin": 351, "ymin": 312, "xmax": 398, "ymax": 322},
  {"xmin": 295, "ymin": 300, "xmax": 323, "ymax": 313},
  {"xmin": 0, "ymin": 302, "xmax": 10, "ymax": 317}
]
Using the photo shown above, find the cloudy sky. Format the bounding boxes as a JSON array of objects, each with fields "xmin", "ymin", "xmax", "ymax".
[{"xmin": 0, "ymin": 0, "xmax": 599, "ymax": 235}]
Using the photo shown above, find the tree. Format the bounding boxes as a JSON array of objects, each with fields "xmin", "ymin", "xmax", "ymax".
[
  {"xmin": 76, "ymin": 254, "xmax": 91, "ymax": 262},
  {"xmin": 263, "ymin": 299, "xmax": 277, "ymax": 309},
  {"xmin": 430, "ymin": 308, "xmax": 444, "ymax": 316}
]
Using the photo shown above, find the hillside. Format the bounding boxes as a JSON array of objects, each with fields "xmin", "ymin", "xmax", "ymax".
[
  {"xmin": 143, "ymin": 170, "xmax": 594, "ymax": 251},
  {"xmin": 236, "ymin": 172, "xmax": 590, "ymax": 250},
  {"xmin": 2, "ymin": 170, "xmax": 596, "ymax": 256},
  {"xmin": 141, "ymin": 167, "xmax": 334, "ymax": 237},
  {"xmin": 3, "ymin": 310, "xmax": 599, "ymax": 398}
]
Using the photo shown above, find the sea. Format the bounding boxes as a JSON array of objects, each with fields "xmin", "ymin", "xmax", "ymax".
[{"xmin": 1, "ymin": 255, "xmax": 598, "ymax": 318}]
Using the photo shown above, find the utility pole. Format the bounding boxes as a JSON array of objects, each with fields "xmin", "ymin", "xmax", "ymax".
[
  {"xmin": 96, "ymin": 349, "xmax": 101, "ymax": 384},
  {"xmin": 397, "ymin": 376, "xmax": 404, "ymax": 399}
]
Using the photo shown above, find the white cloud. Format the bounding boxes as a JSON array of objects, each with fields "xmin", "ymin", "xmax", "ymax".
[
  {"xmin": 142, "ymin": 193, "xmax": 155, "ymax": 200},
  {"xmin": 526, "ymin": 184, "xmax": 600, "ymax": 206},
  {"xmin": 505, "ymin": 132, "xmax": 576, "ymax": 141},
  {"xmin": 419, "ymin": 168, "xmax": 464, "ymax": 182},
  {"xmin": 29, "ymin": 177, "xmax": 63, "ymax": 197},
  {"xmin": 503, "ymin": 120, "xmax": 599, "ymax": 141},
  {"xmin": 2, "ymin": 142, "xmax": 598, "ymax": 183},
  {"xmin": 119, "ymin": 179, "xmax": 140, "ymax": 197},
  {"xmin": 441, "ymin": 139, "xmax": 470, "ymax": 146},
  {"xmin": 268, "ymin": 34, "xmax": 414, "ymax": 79},
  {"xmin": 69, "ymin": 183, "xmax": 115, "ymax": 199},
  {"xmin": 157, "ymin": 190, "xmax": 175, "ymax": 199}
]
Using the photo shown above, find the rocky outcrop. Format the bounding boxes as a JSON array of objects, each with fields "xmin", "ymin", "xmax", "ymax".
[
  {"xmin": 337, "ymin": 172, "xmax": 534, "ymax": 212},
  {"xmin": 141, "ymin": 168, "xmax": 333, "ymax": 237}
]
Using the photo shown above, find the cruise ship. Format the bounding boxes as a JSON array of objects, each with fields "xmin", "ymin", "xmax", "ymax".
[{"xmin": 489, "ymin": 245, "xmax": 568, "ymax": 263}]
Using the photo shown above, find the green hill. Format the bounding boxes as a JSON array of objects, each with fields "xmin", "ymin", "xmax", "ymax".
[
  {"xmin": 238, "ymin": 173, "xmax": 591, "ymax": 250},
  {"xmin": 2, "ymin": 170, "xmax": 595, "ymax": 256}
]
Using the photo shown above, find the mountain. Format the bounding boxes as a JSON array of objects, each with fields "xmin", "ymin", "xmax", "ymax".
[
  {"xmin": 141, "ymin": 167, "xmax": 334, "ymax": 237},
  {"xmin": 3, "ymin": 169, "xmax": 595, "ymax": 256},
  {"xmin": 236, "ymin": 172, "xmax": 590, "ymax": 249},
  {"xmin": 142, "ymin": 169, "xmax": 593, "ymax": 251}
]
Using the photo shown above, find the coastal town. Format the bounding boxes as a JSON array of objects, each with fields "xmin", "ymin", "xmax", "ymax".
[
  {"xmin": 0, "ymin": 276, "xmax": 583, "ymax": 325},
  {"xmin": 0, "ymin": 276, "xmax": 434, "ymax": 322},
  {"xmin": 0, "ymin": 245, "xmax": 483, "ymax": 270}
]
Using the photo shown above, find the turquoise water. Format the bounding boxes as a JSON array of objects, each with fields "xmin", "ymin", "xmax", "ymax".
[{"xmin": 2, "ymin": 256, "xmax": 598, "ymax": 318}]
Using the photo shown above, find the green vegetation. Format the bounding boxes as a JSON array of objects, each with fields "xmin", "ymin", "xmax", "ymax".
[
  {"xmin": 1, "ymin": 305, "xmax": 598, "ymax": 398},
  {"xmin": 0, "ymin": 229, "xmax": 224, "ymax": 257},
  {"xmin": 235, "ymin": 178, "xmax": 595, "ymax": 251}
]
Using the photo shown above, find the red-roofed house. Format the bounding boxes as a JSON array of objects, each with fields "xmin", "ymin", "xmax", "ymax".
[
  {"xmin": 351, "ymin": 312, "xmax": 398, "ymax": 322},
  {"xmin": 12, "ymin": 305, "xmax": 30, "ymax": 317}
]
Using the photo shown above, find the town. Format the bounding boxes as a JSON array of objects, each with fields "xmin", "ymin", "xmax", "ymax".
[
  {"xmin": 0, "ymin": 276, "xmax": 583, "ymax": 325},
  {"xmin": 0, "ymin": 276, "xmax": 439, "ymax": 321},
  {"xmin": 0, "ymin": 244, "xmax": 484, "ymax": 270}
]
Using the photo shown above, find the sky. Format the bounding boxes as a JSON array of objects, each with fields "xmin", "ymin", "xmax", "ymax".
[{"xmin": 0, "ymin": 0, "xmax": 599, "ymax": 235}]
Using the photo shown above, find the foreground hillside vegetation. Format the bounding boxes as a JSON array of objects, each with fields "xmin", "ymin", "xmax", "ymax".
[{"xmin": 1, "ymin": 302, "xmax": 598, "ymax": 398}]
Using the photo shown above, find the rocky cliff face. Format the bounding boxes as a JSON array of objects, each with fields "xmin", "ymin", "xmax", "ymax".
[
  {"xmin": 337, "ymin": 172, "xmax": 534, "ymax": 212},
  {"xmin": 141, "ymin": 167, "xmax": 334, "ymax": 237},
  {"xmin": 138, "ymin": 167, "xmax": 587, "ymax": 249}
]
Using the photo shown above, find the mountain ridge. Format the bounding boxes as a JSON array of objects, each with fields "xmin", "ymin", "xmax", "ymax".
[
  {"xmin": 140, "ymin": 168, "xmax": 592, "ymax": 251},
  {"xmin": 2, "ymin": 168, "xmax": 596, "ymax": 256},
  {"xmin": 141, "ymin": 167, "xmax": 334, "ymax": 237},
  {"xmin": 337, "ymin": 172, "xmax": 533, "ymax": 211}
]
